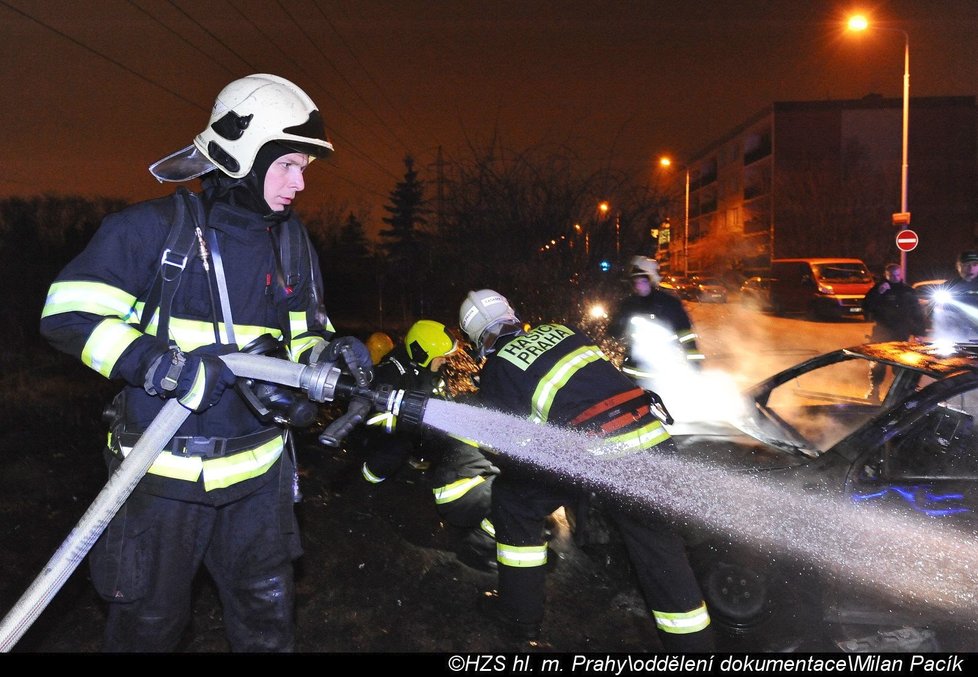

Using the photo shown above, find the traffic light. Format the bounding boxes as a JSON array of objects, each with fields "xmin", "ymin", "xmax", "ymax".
[{"xmin": 599, "ymin": 260, "xmax": 612, "ymax": 272}]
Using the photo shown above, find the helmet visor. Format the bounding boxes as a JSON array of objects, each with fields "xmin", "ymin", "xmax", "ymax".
[
  {"xmin": 149, "ymin": 144, "xmax": 217, "ymax": 183},
  {"xmin": 479, "ymin": 321, "xmax": 522, "ymax": 355}
]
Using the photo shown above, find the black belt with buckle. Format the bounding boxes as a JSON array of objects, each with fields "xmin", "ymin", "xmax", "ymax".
[{"xmin": 114, "ymin": 428, "xmax": 281, "ymax": 459}]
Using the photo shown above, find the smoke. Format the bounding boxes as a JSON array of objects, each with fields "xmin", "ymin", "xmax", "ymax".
[{"xmin": 624, "ymin": 316, "xmax": 769, "ymax": 426}]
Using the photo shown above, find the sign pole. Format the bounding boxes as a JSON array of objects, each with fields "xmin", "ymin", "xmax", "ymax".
[{"xmin": 893, "ymin": 212, "xmax": 913, "ymax": 273}]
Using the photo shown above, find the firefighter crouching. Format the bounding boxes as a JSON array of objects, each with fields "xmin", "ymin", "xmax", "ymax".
[
  {"xmin": 460, "ymin": 289, "xmax": 714, "ymax": 650},
  {"xmin": 352, "ymin": 320, "xmax": 500, "ymax": 572}
]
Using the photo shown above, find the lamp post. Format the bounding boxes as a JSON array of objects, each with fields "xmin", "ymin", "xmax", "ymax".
[
  {"xmin": 847, "ymin": 14, "xmax": 910, "ymax": 279},
  {"xmin": 683, "ymin": 168, "xmax": 690, "ymax": 276},
  {"xmin": 596, "ymin": 200, "xmax": 621, "ymax": 262},
  {"xmin": 659, "ymin": 157, "xmax": 690, "ymax": 275}
]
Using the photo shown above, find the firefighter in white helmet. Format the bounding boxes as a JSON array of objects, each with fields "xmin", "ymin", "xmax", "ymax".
[
  {"xmin": 458, "ymin": 289, "xmax": 713, "ymax": 650},
  {"xmin": 40, "ymin": 74, "xmax": 373, "ymax": 652},
  {"xmin": 608, "ymin": 256, "xmax": 704, "ymax": 385}
]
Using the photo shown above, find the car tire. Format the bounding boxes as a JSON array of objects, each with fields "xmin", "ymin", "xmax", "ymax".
[
  {"xmin": 691, "ymin": 543, "xmax": 827, "ymax": 650},
  {"xmin": 700, "ymin": 558, "xmax": 771, "ymax": 628}
]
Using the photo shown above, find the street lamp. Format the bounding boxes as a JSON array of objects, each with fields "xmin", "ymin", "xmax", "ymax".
[
  {"xmin": 847, "ymin": 14, "xmax": 910, "ymax": 279},
  {"xmin": 659, "ymin": 157, "xmax": 690, "ymax": 276},
  {"xmin": 596, "ymin": 200, "xmax": 621, "ymax": 261}
]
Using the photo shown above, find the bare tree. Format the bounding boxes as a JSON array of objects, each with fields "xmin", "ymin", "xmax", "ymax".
[{"xmin": 429, "ymin": 138, "xmax": 671, "ymax": 325}]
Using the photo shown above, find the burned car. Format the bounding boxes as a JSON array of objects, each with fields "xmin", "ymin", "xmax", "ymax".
[{"xmin": 657, "ymin": 341, "xmax": 978, "ymax": 652}]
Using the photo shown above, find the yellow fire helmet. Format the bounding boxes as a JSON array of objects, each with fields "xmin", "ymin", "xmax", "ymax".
[{"xmin": 405, "ymin": 320, "xmax": 458, "ymax": 368}]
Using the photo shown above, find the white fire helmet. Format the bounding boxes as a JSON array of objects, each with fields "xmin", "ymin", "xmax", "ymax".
[
  {"xmin": 629, "ymin": 256, "xmax": 662, "ymax": 286},
  {"xmin": 459, "ymin": 289, "xmax": 521, "ymax": 355},
  {"xmin": 149, "ymin": 74, "xmax": 334, "ymax": 182}
]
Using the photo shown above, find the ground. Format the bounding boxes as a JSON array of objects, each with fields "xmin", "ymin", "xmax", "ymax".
[
  {"xmin": 0, "ymin": 355, "xmax": 681, "ymax": 655},
  {"xmin": 3, "ymin": 305, "xmax": 947, "ymax": 656}
]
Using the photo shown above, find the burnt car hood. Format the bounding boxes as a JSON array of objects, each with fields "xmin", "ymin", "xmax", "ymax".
[{"xmin": 668, "ymin": 419, "xmax": 811, "ymax": 471}]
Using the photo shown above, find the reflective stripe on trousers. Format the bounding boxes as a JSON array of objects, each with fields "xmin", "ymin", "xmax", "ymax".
[
  {"xmin": 433, "ymin": 475, "xmax": 487, "ymax": 504},
  {"xmin": 496, "ymin": 543, "xmax": 547, "ymax": 568},
  {"xmin": 652, "ymin": 601, "xmax": 712, "ymax": 634}
]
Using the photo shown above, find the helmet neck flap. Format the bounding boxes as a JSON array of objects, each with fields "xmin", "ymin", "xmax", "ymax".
[{"xmin": 201, "ymin": 141, "xmax": 294, "ymax": 220}]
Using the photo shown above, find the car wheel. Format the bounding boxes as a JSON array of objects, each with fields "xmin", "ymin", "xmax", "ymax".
[{"xmin": 700, "ymin": 558, "xmax": 771, "ymax": 628}]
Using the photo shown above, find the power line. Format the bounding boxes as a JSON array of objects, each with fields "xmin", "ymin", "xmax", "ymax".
[
  {"xmin": 276, "ymin": 0, "xmax": 410, "ymax": 155},
  {"xmin": 1, "ymin": 0, "xmax": 399, "ymax": 203},
  {"xmin": 127, "ymin": 1, "xmax": 237, "ymax": 76},
  {"xmin": 165, "ymin": 0, "xmax": 257, "ymax": 72},
  {"xmin": 0, "ymin": 0, "xmax": 206, "ymax": 112},
  {"xmin": 262, "ymin": 0, "xmax": 402, "ymax": 183},
  {"xmin": 273, "ymin": 0, "xmax": 411, "ymax": 157},
  {"xmin": 321, "ymin": 164, "xmax": 390, "ymax": 201},
  {"xmin": 310, "ymin": 1, "xmax": 425, "ymax": 154},
  {"xmin": 216, "ymin": 0, "xmax": 397, "ymax": 184}
]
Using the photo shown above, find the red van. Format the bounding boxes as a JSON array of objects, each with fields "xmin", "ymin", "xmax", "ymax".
[{"xmin": 769, "ymin": 258, "xmax": 874, "ymax": 320}]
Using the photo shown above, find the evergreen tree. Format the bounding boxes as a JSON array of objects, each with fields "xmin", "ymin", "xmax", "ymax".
[
  {"xmin": 309, "ymin": 208, "xmax": 379, "ymax": 328},
  {"xmin": 379, "ymin": 155, "xmax": 432, "ymax": 321},
  {"xmin": 336, "ymin": 211, "xmax": 373, "ymax": 262}
]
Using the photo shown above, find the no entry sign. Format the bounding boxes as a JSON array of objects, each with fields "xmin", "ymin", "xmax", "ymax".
[{"xmin": 896, "ymin": 229, "xmax": 919, "ymax": 252}]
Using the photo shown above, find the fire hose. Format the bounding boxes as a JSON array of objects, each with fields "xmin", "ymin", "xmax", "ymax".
[{"xmin": 0, "ymin": 350, "xmax": 428, "ymax": 652}]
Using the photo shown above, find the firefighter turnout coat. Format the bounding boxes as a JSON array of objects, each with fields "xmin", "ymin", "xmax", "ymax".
[
  {"xmin": 357, "ymin": 345, "xmax": 499, "ymax": 533},
  {"xmin": 40, "ymin": 191, "xmax": 333, "ymax": 503},
  {"xmin": 608, "ymin": 289, "xmax": 703, "ymax": 375}
]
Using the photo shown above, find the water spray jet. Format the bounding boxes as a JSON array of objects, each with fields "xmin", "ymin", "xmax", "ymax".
[{"xmin": 420, "ymin": 398, "xmax": 978, "ymax": 631}]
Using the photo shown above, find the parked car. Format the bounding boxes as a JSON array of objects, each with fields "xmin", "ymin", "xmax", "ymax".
[
  {"xmin": 660, "ymin": 275, "xmax": 694, "ymax": 300},
  {"xmin": 688, "ymin": 276, "xmax": 728, "ymax": 303},
  {"xmin": 739, "ymin": 276, "xmax": 776, "ymax": 311},
  {"xmin": 769, "ymin": 258, "xmax": 874, "ymax": 320},
  {"xmin": 580, "ymin": 340, "xmax": 978, "ymax": 651}
]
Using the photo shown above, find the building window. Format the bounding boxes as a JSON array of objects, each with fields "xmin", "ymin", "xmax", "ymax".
[
  {"xmin": 744, "ymin": 164, "xmax": 770, "ymax": 200},
  {"xmin": 743, "ymin": 196, "xmax": 771, "ymax": 235},
  {"xmin": 744, "ymin": 128, "xmax": 772, "ymax": 165},
  {"xmin": 700, "ymin": 187, "xmax": 717, "ymax": 214}
]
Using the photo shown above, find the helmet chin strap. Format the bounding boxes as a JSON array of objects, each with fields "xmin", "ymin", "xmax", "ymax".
[
  {"xmin": 264, "ymin": 207, "xmax": 292, "ymax": 224},
  {"xmin": 203, "ymin": 171, "xmax": 287, "ymax": 221}
]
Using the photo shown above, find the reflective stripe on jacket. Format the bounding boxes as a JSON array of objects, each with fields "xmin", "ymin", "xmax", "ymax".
[
  {"xmin": 479, "ymin": 322, "xmax": 673, "ymax": 458},
  {"xmin": 40, "ymin": 191, "xmax": 332, "ymax": 497}
]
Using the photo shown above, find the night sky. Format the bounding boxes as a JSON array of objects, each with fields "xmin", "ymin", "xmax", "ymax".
[{"xmin": 2, "ymin": 0, "xmax": 977, "ymax": 227}]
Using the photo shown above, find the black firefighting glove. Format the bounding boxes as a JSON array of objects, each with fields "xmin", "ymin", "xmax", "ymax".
[
  {"xmin": 146, "ymin": 344, "xmax": 239, "ymax": 413},
  {"xmin": 322, "ymin": 336, "xmax": 374, "ymax": 386}
]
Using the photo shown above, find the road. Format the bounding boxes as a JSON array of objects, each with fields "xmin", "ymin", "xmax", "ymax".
[{"xmin": 686, "ymin": 300, "xmax": 874, "ymax": 388}]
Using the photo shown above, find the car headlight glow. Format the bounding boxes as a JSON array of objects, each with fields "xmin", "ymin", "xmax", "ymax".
[{"xmin": 932, "ymin": 289, "xmax": 953, "ymax": 306}]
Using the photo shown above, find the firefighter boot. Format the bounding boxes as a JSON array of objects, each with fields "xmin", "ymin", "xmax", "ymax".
[
  {"xmin": 657, "ymin": 624, "xmax": 716, "ymax": 653},
  {"xmin": 478, "ymin": 589, "xmax": 541, "ymax": 642},
  {"xmin": 103, "ymin": 605, "xmax": 191, "ymax": 652},
  {"xmin": 457, "ymin": 527, "xmax": 497, "ymax": 573},
  {"xmin": 222, "ymin": 568, "xmax": 296, "ymax": 652},
  {"xmin": 480, "ymin": 563, "xmax": 548, "ymax": 642}
]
